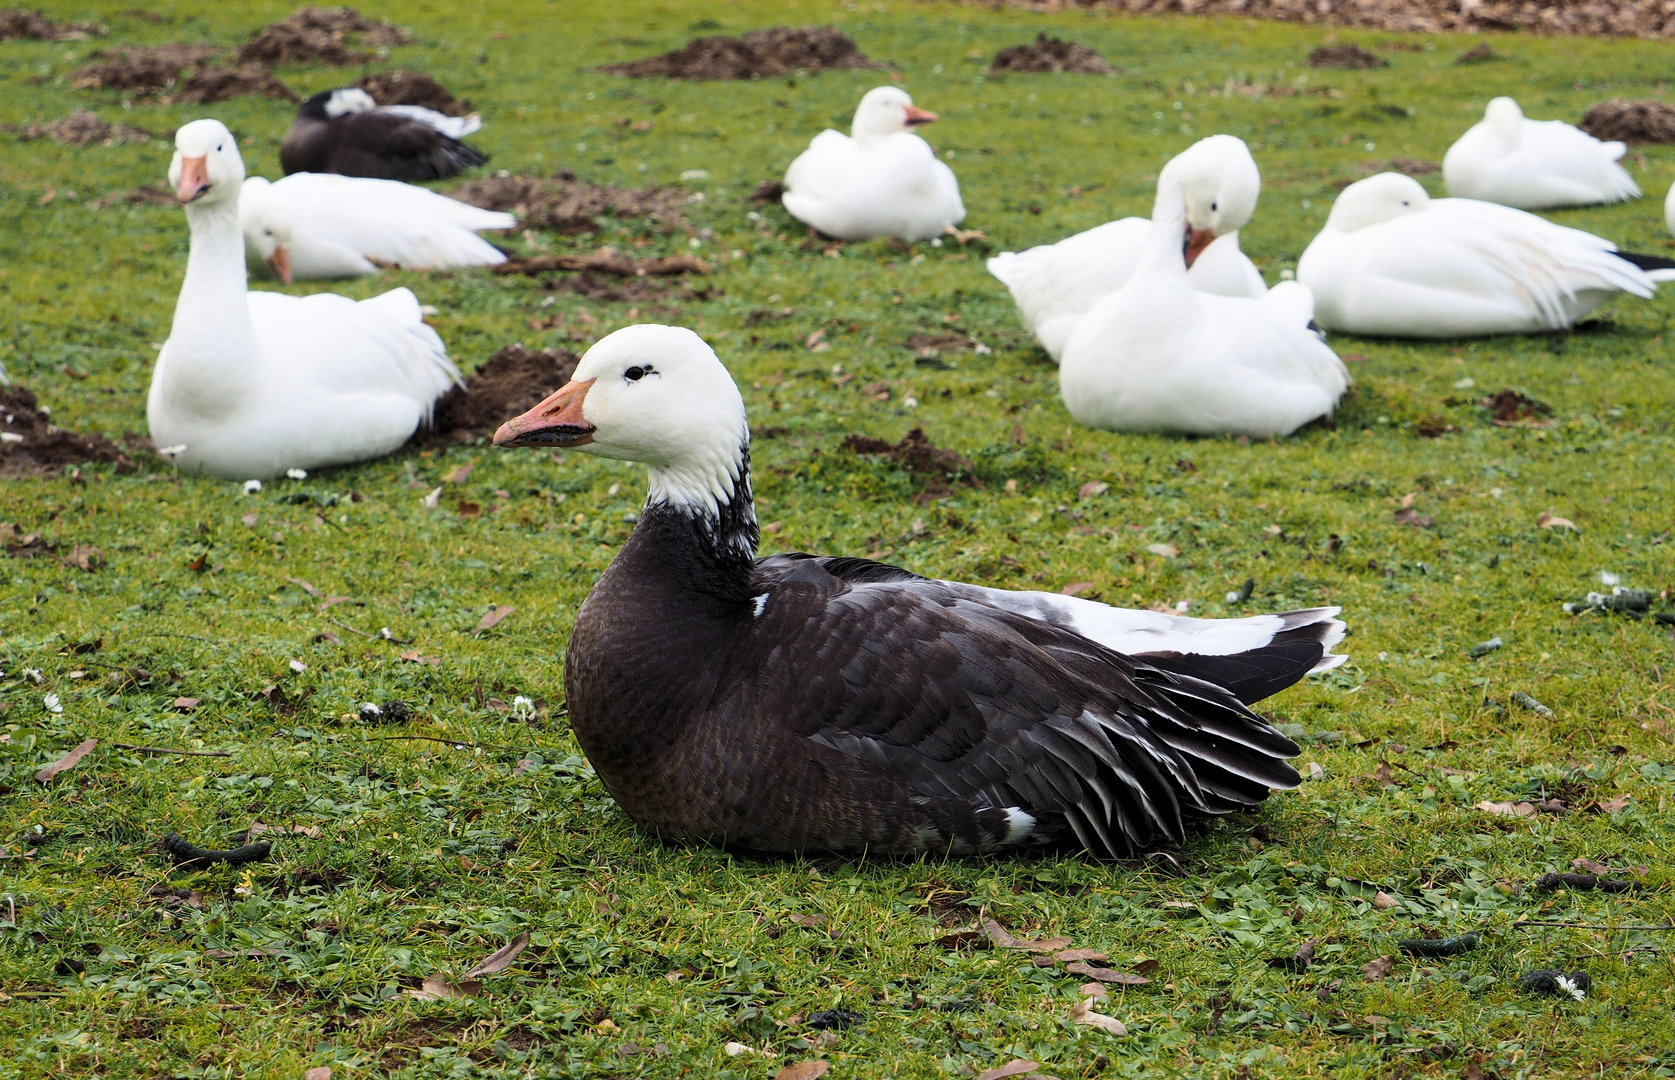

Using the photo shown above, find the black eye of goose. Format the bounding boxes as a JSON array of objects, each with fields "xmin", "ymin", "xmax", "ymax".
[
  {"xmin": 624, "ymin": 365, "xmax": 654, "ymax": 382},
  {"xmin": 1210, "ymin": 200, "xmax": 1218, "ymax": 212}
]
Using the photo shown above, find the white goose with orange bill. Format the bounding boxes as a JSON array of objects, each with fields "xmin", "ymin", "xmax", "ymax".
[
  {"xmin": 490, "ymin": 323, "xmax": 1348, "ymax": 859},
  {"xmin": 781, "ymin": 86, "xmax": 965, "ymax": 241},
  {"xmin": 147, "ymin": 120, "xmax": 459, "ymax": 480},
  {"xmin": 990, "ymin": 134, "xmax": 1268, "ymax": 362}
]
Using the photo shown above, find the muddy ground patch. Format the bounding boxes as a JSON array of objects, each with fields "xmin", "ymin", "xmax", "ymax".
[{"xmin": 600, "ymin": 25, "xmax": 879, "ymax": 80}]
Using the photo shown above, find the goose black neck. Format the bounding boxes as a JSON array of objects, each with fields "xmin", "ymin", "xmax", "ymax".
[{"xmin": 632, "ymin": 446, "xmax": 759, "ymax": 604}]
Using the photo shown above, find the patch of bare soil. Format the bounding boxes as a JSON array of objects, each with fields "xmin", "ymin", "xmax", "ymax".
[
  {"xmin": 13, "ymin": 110, "xmax": 154, "ymax": 146},
  {"xmin": 541, "ymin": 269, "xmax": 715, "ymax": 303},
  {"xmin": 0, "ymin": 9, "xmax": 104, "ymax": 39},
  {"xmin": 1355, "ymin": 157, "xmax": 1440, "ymax": 176},
  {"xmin": 1306, "ymin": 43, "xmax": 1387, "ymax": 68},
  {"xmin": 750, "ymin": 179, "xmax": 786, "ymax": 203},
  {"xmin": 842, "ymin": 427, "xmax": 973, "ymax": 496},
  {"xmin": 1455, "ymin": 43, "xmax": 1497, "ymax": 64},
  {"xmin": 0, "ymin": 387, "xmax": 139, "ymax": 477},
  {"xmin": 1481, "ymin": 389, "xmax": 1553, "ymax": 425},
  {"xmin": 973, "ymin": 0, "xmax": 1675, "ymax": 38},
  {"xmin": 168, "ymin": 66, "xmax": 297, "ymax": 104},
  {"xmin": 494, "ymin": 252, "xmax": 708, "ymax": 278},
  {"xmin": 285, "ymin": 6, "xmax": 411, "ymax": 43},
  {"xmin": 71, "ymin": 43, "xmax": 221, "ymax": 94},
  {"xmin": 1579, "ymin": 99, "xmax": 1675, "ymax": 144},
  {"xmin": 238, "ymin": 6, "xmax": 410, "ymax": 65},
  {"xmin": 92, "ymin": 183, "xmax": 176, "ymax": 209},
  {"xmin": 601, "ymin": 25, "xmax": 880, "ymax": 80},
  {"xmin": 354, "ymin": 69, "xmax": 469, "ymax": 115},
  {"xmin": 989, "ymin": 33, "xmax": 1115, "ymax": 75},
  {"xmin": 415, "ymin": 344, "xmax": 579, "ymax": 446},
  {"xmin": 905, "ymin": 331, "xmax": 976, "ymax": 359},
  {"xmin": 448, "ymin": 173, "xmax": 688, "ymax": 234}
]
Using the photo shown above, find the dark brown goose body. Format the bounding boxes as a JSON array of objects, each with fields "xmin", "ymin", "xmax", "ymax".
[
  {"xmin": 564, "ymin": 474, "xmax": 1323, "ymax": 859},
  {"xmin": 280, "ymin": 92, "xmax": 488, "ymax": 181}
]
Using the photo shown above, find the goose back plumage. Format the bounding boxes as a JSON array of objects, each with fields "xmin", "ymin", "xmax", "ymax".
[{"xmin": 281, "ymin": 89, "xmax": 488, "ymax": 181}]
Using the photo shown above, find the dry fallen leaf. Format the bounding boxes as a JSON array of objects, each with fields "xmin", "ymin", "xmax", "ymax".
[
  {"xmin": 247, "ymin": 823, "xmax": 322, "ymax": 841},
  {"xmin": 1572, "ymin": 857, "xmax": 1610, "ymax": 875},
  {"xmin": 787, "ymin": 912, "xmax": 828, "ymax": 928},
  {"xmin": 477, "ymin": 605, "xmax": 515, "ymax": 632},
  {"xmin": 1078, "ymin": 981, "xmax": 1108, "ymax": 999},
  {"xmin": 285, "ymin": 576, "xmax": 322, "ymax": 598},
  {"xmin": 1053, "ymin": 948, "xmax": 1108, "ymax": 963},
  {"xmin": 1077, "ymin": 480, "xmax": 1109, "ymax": 500},
  {"xmin": 1361, "ymin": 955, "xmax": 1395, "ymax": 982},
  {"xmin": 172, "ymin": 697, "xmax": 199, "ymax": 711},
  {"xmin": 1059, "ymin": 581, "xmax": 1096, "ymax": 597},
  {"xmin": 774, "ymin": 1063, "xmax": 831, "ymax": 1080},
  {"xmin": 1069, "ymin": 997, "xmax": 1127, "ymax": 1036},
  {"xmin": 465, "ymin": 930, "xmax": 530, "ymax": 978},
  {"xmin": 1374, "ymin": 760, "xmax": 1396, "ymax": 787},
  {"xmin": 1372, "ymin": 891, "xmax": 1398, "ymax": 910},
  {"xmin": 399, "ymin": 651, "xmax": 441, "ymax": 665},
  {"xmin": 1476, "ymin": 799, "xmax": 1538, "ymax": 818},
  {"xmin": 1537, "ymin": 511, "xmax": 1579, "ymax": 531},
  {"xmin": 304, "ymin": 1068, "xmax": 331, "ymax": 1080},
  {"xmin": 1145, "ymin": 542, "xmax": 1178, "ymax": 558},
  {"xmin": 35, "ymin": 738, "xmax": 97, "ymax": 783},
  {"xmin": 975, "ymin": 1061, "xmax": 1041, "ymax": 1080},
  {"xmin": 1595, "ymin": 794, "xmax": 1631, "ymax": 813},
  {"xmin": 444, "ymin": 462, "xmax": 475, "ymax": 484},
  {"xmin": 61, "ymin": 543, "xmax": 102, "ymax": 571},
  {"xmin": 982, "ymin": 918, "xmax": 1071, "ymax": 952},
  {"xmin": 1392, "ymin": 507, "xmax": 1433, "ymax": 529},
  {"xmin": 1065, "ymin": 961, "xmax": 1151, "ymax": 985},
  {"xmin": 405, "ymin": 973, "xmax": 481, "ymax": 1001}
]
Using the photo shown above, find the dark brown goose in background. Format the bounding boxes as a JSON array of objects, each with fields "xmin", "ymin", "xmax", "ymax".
[
  {"xmin": 494, "ymin": 325, "xmax": 1349, "ymax": 858},
  {"xmin": 280, "ymin": 88, "xmax": 488, "ymax": 181}
]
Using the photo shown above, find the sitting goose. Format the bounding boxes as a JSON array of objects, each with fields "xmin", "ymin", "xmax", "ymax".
[
  {"xmin": 989, "ymin": 134, "xmax": 1267, "ymax": 362},
  {"xmin": 492, "ymin": 323, "xmax": 1348, "ymax": 859},
  {"xmin": 1442, "ymin": 97, "xmax": 1640, "ymax": 210},
  {"xmin": 781, "ymin": 86, "xmax": 965, "ymax": 241},
  {"xmin": 150, "ymin": 119, "xmax": 459, "ymax": 479},
  {"xmin": 280, "ymin": 88, "xmax": 488, "ymax": 181}
]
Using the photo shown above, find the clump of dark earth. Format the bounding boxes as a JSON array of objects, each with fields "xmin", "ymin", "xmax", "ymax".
[
  {"xmin": 238, "ymin": 5, "xmax": 410, "ymax": 65},
  {"xmin": 93, "ymin": 183, "xmax": 176, "ymax": 209},
  {"xmin": 1580, "ymin": 98, "xmax": 1675, "ymax": 144},
  {"xmin": 281, "ymin": 5, "xmax": 411, "ymax": 45},
  {"xmin": 354, "ymin": 69, "xmax": 469, "ymax": 115},
  {"xmin": 71, "ymin": 43, "xmax": 221, "ymax": 94},
  {"xmin": 842, "ymin": 427, "xmax": 973, "ymax": 496},
  {"xmin": 1028, "ymin": 0, "xmax": 1675, "ymax": 39},
  {"xmin": 1356, "ymin": 157, "xmax": 1440, "ymax": 176},
  {"xmin": 1306, "ymin": 43, "xmax": 1387, "ymax": 68},
  {"xmin": 905, "ymin": 331, "xmax": 976, "ymax": 358},
  {"xmin": 169, "ymin": 66, "xmax": 297, "ymax": 104},
  {"xmin": 13, "ymin": 109, "xmax": 154, "ymax": 146},
  {"xmin": 542, "ymin": 269, "xmax": 716, "ymax": 304},
  {"xmin": 751, "ymin": 179, "xmax": 786, "ymax": 203},
  {"xmin": 0, "ymin": 8, "xmax": 103, "ymax": 39},
  {"xmin": 1455, "ymin": 43, "xmax": 1497, "ymax": 63},
  {"xmin": 495, "ymin": 252, "xmax": 707, "ymax": 278},
  {"xmin": 989, "ymin": 33, "xmax": 1115, "ymax": 75},
  {"xmin": 600, "ymin": 25, "xmax": 880, "ymax": 80},
  {"xmin": 0, "ymin": 386, "xmax": 140, "ymax": 477},
  {"xmin": 416, "ymin": 344, "xmax": 580, "ymax": 446},
  {"xmin": 448, "ymin": 172, "xmax": 688, "ymax": 234},
  {"xmin": 1481, "ymin": 389, "xmax": 1553, "ymax": 424}
]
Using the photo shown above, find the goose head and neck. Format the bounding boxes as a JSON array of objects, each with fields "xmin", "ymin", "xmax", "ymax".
[
  {"xmin": 1167, "ymin": 134, "xmax": 1261, "ymax": 266},
  {"xmin": 238, "ymin": 177, "xmax": 295, "ymax": 284},
  {"xmin": 1483, "ymin": 96, "xmax": 1524, "ymax": 143},
  {"xmin": 495, "ymin": 325, "xmax": 759, "ymax": 602},
  {"xmin": 1323, "ymin": 172, "xmax": 1430, "ymax": 234},
  {"xmin": 300, "ymin": 87, "xmax": 377, "ymax": 122},
  {"xmin": 850, "ymin": 86, "xmax": 938, "ymax": 147}
]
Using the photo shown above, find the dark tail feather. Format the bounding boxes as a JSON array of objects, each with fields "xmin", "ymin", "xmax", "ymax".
[
  {"xmin": 1137, "ymin": 639, "xmax": 1325, "ymax": 706},
  {"xmin": 416, "ymin": 138, "xmax": 489, "ymax": 181},
  {"xmin": 1614, "ymin": 250, "xmax": 1675, "ymax": 273}
]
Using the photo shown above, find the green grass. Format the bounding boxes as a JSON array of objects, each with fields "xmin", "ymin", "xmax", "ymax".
[{"xmin": 3, "ymin": 1, "xmax": 1675, "ymax": 1077}]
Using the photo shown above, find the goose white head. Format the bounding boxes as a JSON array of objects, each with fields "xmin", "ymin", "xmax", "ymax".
[
  {"xmin": 850, "ymin": 86, "xmax": 938, "ymax": 144},
  {"xmin": 237, "ymin": 177, "xmax": 295, "ymax": 284},
  {"xmin": 1484, "ymin": 96, "xmax": 1525, "ymax": 136},
  {"xmin": 1323, "ymin": 172, "xmax": 1430, "ymax": 233},
  {"xmin": 325, "ymin": 87, "xmax": 377, "ymax": 118},
  {"xmin": 169, "ymin": 119, "xmax": 245, "ymax": 206},
  {"xmin": 494, "ymin": 325, "xmax": 751, "ymax": 515},
  {"xmin": 1161, "ymin": 134, "xmax": 1261, "ymax": 265}
]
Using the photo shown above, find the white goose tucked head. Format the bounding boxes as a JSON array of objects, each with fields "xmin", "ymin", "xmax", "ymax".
[
  {"xmin": 494, "ymin": 325, "xmax": 751, "ymax": 517},
  {"xmin": 1157, "ymin": 134, "xmax": 1261, "ymax": 265},
  {"xmin": 1483, "ymin": 96, "xmax": 1524, "ymax": 139},
  {"xmin": 238, "ymin": 177, "xmax": 296, "ymax": 283},
  {"xmin": 851, "ymin": 86, "xmax": 938, "ymax": 143},
  {"xmin": 1324, "ymin": 172, "xmax": 1430, "ymax": 233},
  {"xmin": 326, "ymin": 87, "xmax": 377, "ymax": 118},
  {"xmin": 170, "ymin": 119, "xmax": 246, "ymax": 206}
]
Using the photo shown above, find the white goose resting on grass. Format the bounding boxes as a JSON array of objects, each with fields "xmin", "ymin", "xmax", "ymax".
[
  {"xmin": 1442, "ymin": 97, "xmax": 1641, "ymax": 211},
  {"xmin": 148, "ymin": 120, "xmax": 459, "ymax": 480},
  {"xmin": 989, "ymin": 134, "xmax": 1267, "ymax": 362},
  {"xmin": 240, "ymin": 173, "xmax": 514, "ymax": 282},
  {"xmin": 1057, "ymin": 150, "xmax": 1348, "ymax": 438},
  {"xmin": 489, "ymin": 323, "xmax": 1347, "ymax": 858},
  {"xmin": 1298, "ymin": 172, "xmax": 1675, "ymax": 338}
]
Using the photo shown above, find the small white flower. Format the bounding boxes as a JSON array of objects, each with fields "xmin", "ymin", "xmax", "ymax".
[
  {"xmin": 1175, "ymin": 600, "xmax": 1191, "ymax": 613},
  {"xmin": 1225, "ymin": 590, "xmax": 1241, "ymax": 603},
  {"xmin": 243, "ymin": 479, "xmax": 262, "ymax": 494},
  {"xmin": 688, "ymin": 237, "xmax": 701, "ymax": 248},
  {"xmin": 511, "ymin": 695, "xmax": 536, "ymax": 719},
  {"xmin": 43, "ymin": 692, "xmax": 62, "ymax": 713},
  {"xmin": 285, "ymin": 468, "xmax": 307, "ymax": 480},
  {"xmin": 1280, "ymin": 269, "xmax": 1296, "ymax": 280},
  {"xmin": 158, "ymin": 443, "xmax": 188, "ymax": 458},
  {"xmin": 378, "ymin": 627, "xmax": 393, "ymax": 640},
  {"xmin": 1556, "ymin": 975, "xmax": 1585, "ymax": 1001},
  {"xmin": 1364, "ymin": 141, "xmax": 1376, "ymax": 151},
  {"xmin": 1598, "ymin": 571, "xmax": 1620, "ymax": 586},
  {"xmin": 903, "ymin": 396, "xmax": 918, "ymax": 408},
  {"xmin": 930, "ymin": 237, "xmax": 943, "ymax": 247},
  {"xmin": 420, "ymin": 305, "xmax": 439, "ymax": 317},
  {"xmin": 421, "ymin": 486, "xmax": 442, "ymax": 510},
  {"xmin": 679, "ymin": 168, "xmax": 710, "ymax": 181},
  {"xmin": 288, "ymin": 659, "xmax": 306, "ymax": 673},
  {"xmin": 973, "ymin": 342, "xmax": 993, "ymax": 355},
  {"xmin": 23, "ymin": 667, "xmax": 43, "ymax": 684}
]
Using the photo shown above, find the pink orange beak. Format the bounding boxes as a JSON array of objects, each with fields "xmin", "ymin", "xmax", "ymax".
[
  {"xmin": 176, "ymin": 155, "xmax": 211, "ymax": 203},
  {"xmin": 267, "ymin": 245, "xmax": 293, "ymax": 286},
  {"xmin": 1184, "ymin": 227, "xmax": 1217, "ymax": 268},
  {"xmin": 904, "ymin": 105, "xmax": 938, "ymax": 127},
  {"xmin": 493, "ymin": 378, "xmax": 597, "ymax": 448}
]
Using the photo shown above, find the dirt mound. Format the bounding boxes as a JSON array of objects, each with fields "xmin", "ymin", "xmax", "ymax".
[
  {"xmin": 1306, "ymin": 43, "xmax": 1386, "ymax": 68},
  {"xmin": 354, "ymin": 70, "xmax": 469, "ymax": 115},
  {"xmin": 0, "ymin": 9, "xmax": 103, "ymax": 39},
  {"xmin": 601, "ymin": 25, "xmax": 880, "ymax": 80},
  {"xmin": 237, "ymin": 24, "xmax": 368, "ymax": 66},
  {"xmin": 448, "ymin": 173, "xmax": 688, "ymax": 234},
  {"xmin": 842, "ymin": 428, "xmax": 972, "ymax": 487},
  {"xmin": 1579, "ymin": 99, "xmax": 1675, "ymax": 144},
  {"xmin": 989, "ymin": 33, "xmax": 1115, "ymax": 75},
  {"xmin": 543, "ymin": 269, "xmax": 701, "ymax": 303},
  {"xmin": 983, "ymin": 0, "xmax": 1675, "ymax": 38},
  {"xmin": 1454, "ymin": 43, "xmax": 1497, "ymax": 64},
  {"xmin": 1481, "ymin": 389, "xmax": 1553, "ymax": 425},
  {"xmin": 1356, "ymin": 157, "xmax": 1440, "ymax": 176},
  {"xmin": 0, "ymin": 387, "xmax": 139, "ymax": 477},
  {"xmin": 417, "ymin": 344, "xmax": 580, "ymax": 446},
  {"xmin": 14, "ymin": 110, "xmax": 154, "ymax": 146},
  {"xmin": 282, "ymin": 5, "xmax": 412, "ymax": 45},
  {"xmin": 71, "ymin": 43, "xmax": 221, "ymax": 93},
  {"xmin": 169, "ymin": 66, "xmax": 297, "ymax": 104},
  {"xmin": 92, "ymin": 183, "xmax": 177, "ymax": 209}
]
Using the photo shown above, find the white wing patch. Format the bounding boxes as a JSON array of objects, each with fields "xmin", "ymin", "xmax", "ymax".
[
  {"xmin": 752, "ymin": 593, "xmax": 770, "ymax": 618},
  {"xmin": 1001, "ymin": 806, "xmax": 1037, "ymax": 845}
]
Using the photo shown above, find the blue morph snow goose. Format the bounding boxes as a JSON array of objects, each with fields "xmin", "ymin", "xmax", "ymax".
[
  {"xmin": 492, "ymin": 323, "xmax": 1348, "ymax": 858},
  {"xmin": 280, "ymin": 88, "xmax": 488, "ymax": 181}
]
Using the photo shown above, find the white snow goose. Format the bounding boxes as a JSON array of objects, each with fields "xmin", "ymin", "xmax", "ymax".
[
  {"xmin": 280, "ymin": 88, "xmax": 488, "ymax": 181},
  {"xmin": 1442, "ymin": 97, "xmax": 1641, "ymax": 210},
  {"xmin": 1058, "ymin": 151, "xmax": 1347, "ymax": 438},
  {"xmin": 989, "ymin": 134, "xmax": 1267, "ymax": 362},
  {"xmin": 491, "ymin": 323, "xmax": 1348, "ymax": 859},
  {"xmin": 149, "ymin": 120, "xmax": 459, "ymax": 480},
  {"xmin": 240, "ymin": 173, "xmax": 514, "ymax": 282},
  {"xmin": 1298, "ymin": 172, "xmax": 1675, "ymax": 338},
  {"xmin": 781, "ymin": 86, "xmax": 965, "ymax": 241}
]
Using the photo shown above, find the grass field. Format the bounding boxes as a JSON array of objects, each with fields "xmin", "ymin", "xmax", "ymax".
[{"xmin": 3, "ymin": 1, "xmax": 1675, "ymax": 1077}]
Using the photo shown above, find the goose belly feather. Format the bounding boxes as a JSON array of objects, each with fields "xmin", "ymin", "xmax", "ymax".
[{"xmin": 782, "ymin": 129, "xmax": 964, "ymax": 241}]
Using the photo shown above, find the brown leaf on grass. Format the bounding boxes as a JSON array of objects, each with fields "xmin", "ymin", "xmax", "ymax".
[
  {"xmin": 285, "ymin": 576, "xmax": 322, "ymax": 597},
  {"xmin": 1361, "ymin": 955, "xmax": 1395, "ymax": 982},
  {"xmin": 465, "ymin": 930, "xmax": 531, "ymax": 978},
  {"xmin": 247, "ymin": 822, "xmax": 321, "ymax": 841},
  {"xmin": 1131, "ymin": 958, "xmax": 1161, "ymax": 975},
  {"xmin": 1374, "ymin": 760, "xmax": 1396, "ymax": 786},
  {"xmin": 1392, "ymin": 507, "xmax": 1433, "ymax": 528},
  {"xmin": 1476, "ymin": 799, "xmax": 1538, "ymax": 818},
  {"xmin": 456, "ymin": 501, "xmax": 482, "ymax": 518},
  {"xmin": 1068, "ymin": 997, "xmax": 1127, "ymax": 1035},
  {"xmin": 399, "ymin": 651, "xmax": 441, "ymax": 665},
  {"xmin": 304, "ymin": 1068, "xmax": 331, "ymax": 1080},
  {"xmin": 406, "ymin": 973, "xmax": 481, "ymax": 1001},
  {"xmin": 1053, "ymin": 948, "xmax": 1108, "ymax": 963},
  {"xmin": 444, "ymin": 462, "xmax": 475, "ymax": 484},
  {"xmin": 774, "ymin": 1063, "xmax": 831, "ymax": 1080},
  {"xmin": 787, "ymin": 912, "xmax": 828, "ymax": 928},
  {"xmin": 172, "ymin": 697, "xmax": 199, "ymax": 711},
  {"xmin": 1060, "ymin": 581, "xmax": 1096, "ymax": 597},
  {"xmin": 1594, "ymin": 794, "xmax": 1631, "ymax": 813},
  {"xmin": 1537, "ymin": 511, "xmax": 1579, "ymax": 531},
  {"xmin": 932, "ymin": 929, "xmax": 987, "ymax": 948},
  {"xmin": 975, "ymin": 1061, "xmax": 1041, "ymax": 1080},
  {"xmin": 1077, "ymin": 480, "xmax": 1109, "ymax": 500},
  {"xmin": 35, "ymin": 738, "xmax": 97, "ymax": 782},
  {"xmin": 982, "ymin": 918, "xmax": 1071, "ymax": 952},
  {"xmin": 1065, "ymin": 961, "xmax": 1151, "ymax": 985},
  {"xmin": 477, "ymin": 605, "xmax": 515, "ymax": 631},
  {"xmin": 62, "ymin": 544, "xmax": 102, "ymax": 571},
  {"xmin": 1372, "ymin": 891, "xmax": 1398, "ymax": 910},
  {"xmin": 1078, "ymin": 981, "xmax": 1108, "ymax": 998},
  {"xmin": 1268, "ymin": 939, "xmax": 1316, "ymax": 971}
]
